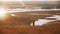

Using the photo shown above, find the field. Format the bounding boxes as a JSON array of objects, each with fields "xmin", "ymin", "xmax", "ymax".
[
  {"xmin": 0, "ymin": 1, "xmax": 60, "ymax": 34},
  {"xmin": 0, "ymin": 20, "xmax": 60, "ymax": 34},
  {"xmin": 0, "ymin": 10, "xmax": 60, "ymax": 34},
  {"xmin": 0, "ymin": 11, "xmax": 59, "ymax": 34}
]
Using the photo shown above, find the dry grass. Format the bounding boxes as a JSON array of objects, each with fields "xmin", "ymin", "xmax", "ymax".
[{"xmin": 0, "ymin": 21, "xmax": 60, "ymax": 34}]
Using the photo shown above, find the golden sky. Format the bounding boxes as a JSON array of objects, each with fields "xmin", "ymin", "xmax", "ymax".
[{"xmin": 0, "ymin": 0, "xmax": 59, "ymax": 1}]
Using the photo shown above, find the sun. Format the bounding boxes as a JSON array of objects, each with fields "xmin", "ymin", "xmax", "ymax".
[{"xmin": 0, "ymin": 7, "xmax": 7, "ymax": 20}]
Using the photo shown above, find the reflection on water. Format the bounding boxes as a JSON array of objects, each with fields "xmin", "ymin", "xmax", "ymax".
[
  {"xmin": 35, "ymin": 19, "xmax": 56, "ymax": 25},
  {"xmin": 34, "ymin": 15, "xmax": 60, "ymax": 25},
  {"xmin": 46, "ymin": 15, "xmax": 60, "ymax": 20}
]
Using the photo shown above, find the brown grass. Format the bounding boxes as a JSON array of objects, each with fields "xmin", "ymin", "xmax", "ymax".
[{"xmin": 0, "ymin": 21, "xmax": 60, "ymax": 34}]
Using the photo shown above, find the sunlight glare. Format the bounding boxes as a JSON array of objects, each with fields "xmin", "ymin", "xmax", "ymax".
[{"xmin": 0, "ymin": 7, "xmax": 7, "ymax": 20}]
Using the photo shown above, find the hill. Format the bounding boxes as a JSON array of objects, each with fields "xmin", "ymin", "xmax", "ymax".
[{"xmin": 0, "ymin": 20, "xmax": 60, "ymax": 34}]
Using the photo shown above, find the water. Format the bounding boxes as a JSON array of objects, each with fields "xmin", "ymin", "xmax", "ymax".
[{"xmin": 34, "ymin": 15, "xmax": 60, "ymax": 25}]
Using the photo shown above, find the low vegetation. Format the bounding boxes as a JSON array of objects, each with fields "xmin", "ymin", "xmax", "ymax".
[{"xmin": 0, "ymin": 21, "xmax": 60, "ymax": 34}]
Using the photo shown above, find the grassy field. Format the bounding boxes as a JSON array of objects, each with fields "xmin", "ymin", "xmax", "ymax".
[
  {"xmin": 0, "ymin": 21, "xmax": 60, "ymax": 34},
  {"xmin": 2, "ymin": 10, "xmax": 59, "ymax": 25}
]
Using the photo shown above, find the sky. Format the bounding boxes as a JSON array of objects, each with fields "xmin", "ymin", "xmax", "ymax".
[{"xmin": 0, "ymin": 0, "xmax": 59, "ymax": 1}]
